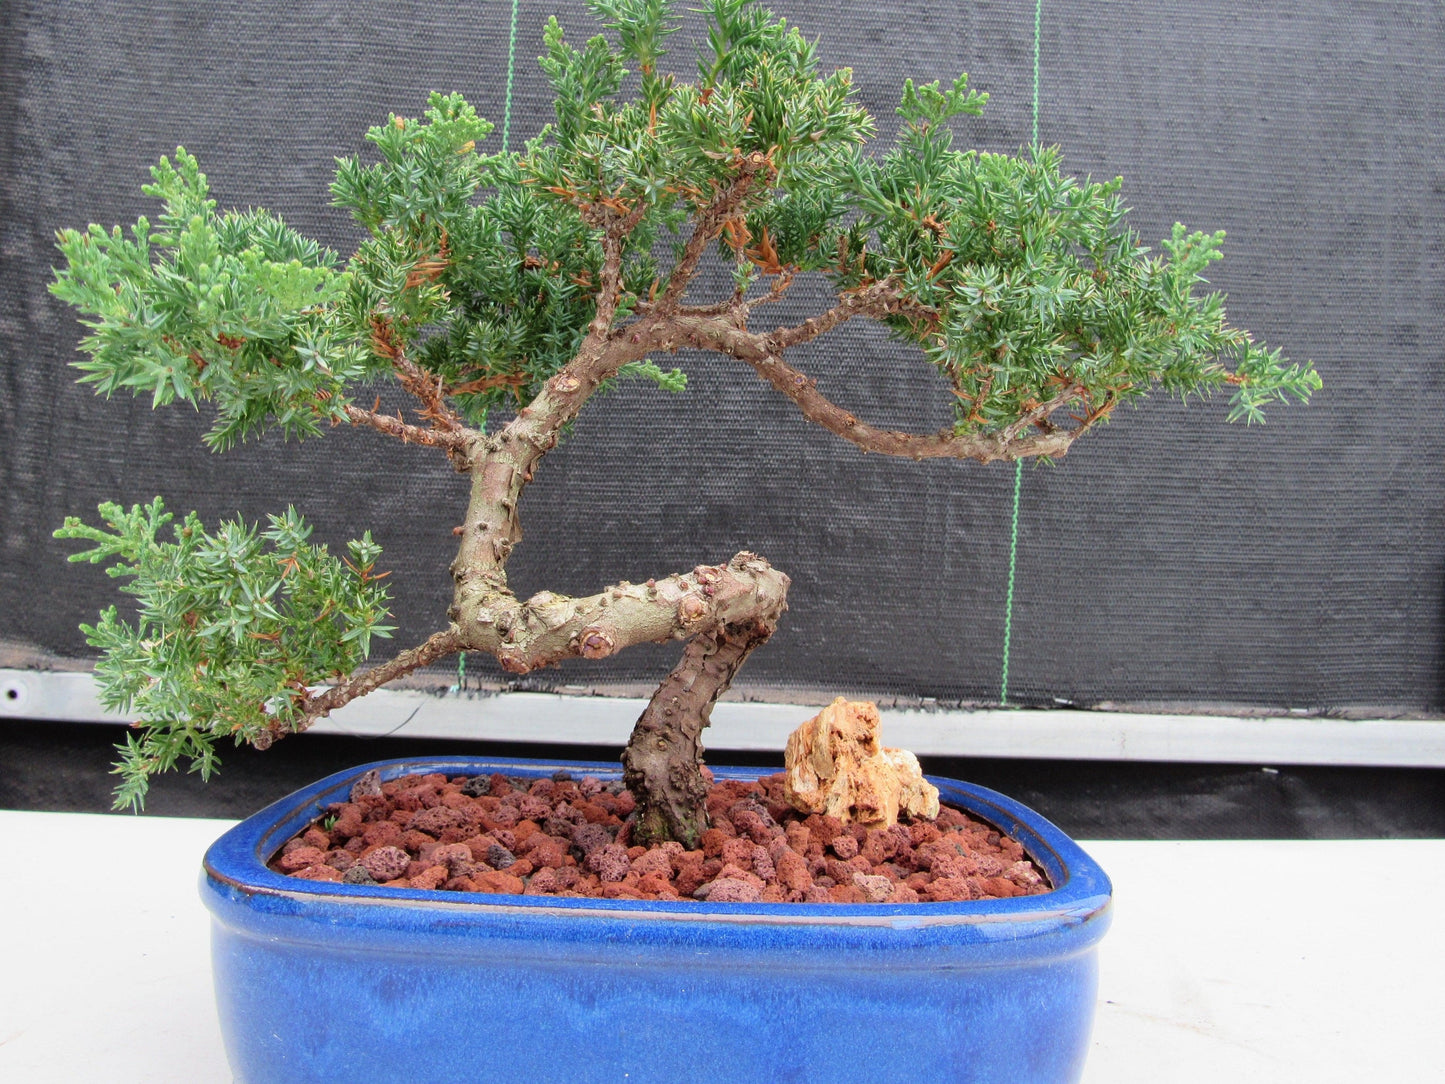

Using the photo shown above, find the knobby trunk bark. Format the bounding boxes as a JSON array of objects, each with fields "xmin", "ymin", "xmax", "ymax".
[{"xmin": 622, "ymin": 577, "xmax": 786, "ymax": 849}]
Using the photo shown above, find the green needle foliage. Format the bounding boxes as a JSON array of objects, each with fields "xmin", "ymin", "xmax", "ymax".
[
  {"xmin": 51, "ymin": 0, "xmax": 1318, "ymax": 809},
  {"xmin": 55, "ymin": 501, "xmax": 393, "ymax": 810}
]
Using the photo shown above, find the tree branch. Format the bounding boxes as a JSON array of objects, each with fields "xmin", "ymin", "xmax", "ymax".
[
  {"xmin": 453, "ymin": 551, "xmax": 789, "ymax": 675},
  {"xmin": 661, "ymin": 311, "xmax": 1082, "ymax": 463},
  {"xmin": 343, "ymin": 404, "xmax": 471, "ymax": 451},
  {"xmin": 765, "ymin": 279, "xmax": 910, "ymax": 350},
  {"xmin": 253, "ymin": 627, "xmax": 467, "ymax": 745},
  {"xmin": 369, "ymin": 315, "xmax": 466, "ymax": 435},
  {"xmin": 654, "ymin": 153, "xmax": 772, "ymax": 314}
]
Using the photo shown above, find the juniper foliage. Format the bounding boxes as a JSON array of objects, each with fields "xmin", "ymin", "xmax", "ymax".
[{"xmin": 51, "ymin": 0, "xmax": 1318, "ymax": 810}]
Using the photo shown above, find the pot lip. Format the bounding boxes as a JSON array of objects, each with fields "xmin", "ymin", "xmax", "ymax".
[{"xmin": 203, "ymin": 755, "xmax": 1112, "ymax": 928}]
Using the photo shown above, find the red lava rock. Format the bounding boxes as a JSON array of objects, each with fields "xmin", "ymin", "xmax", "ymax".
[
  {"xmin": 585, "ymin": 843, "xmax": 631, "ymax": 883},
  {"xmin": 410, "ymin": 806, "xmax": 466, "ymax": 837},
  {"xmin": 277, "ymin": 846, "xmax": 326, "ymax": 873},
  {"xmin": 731, "ymin": 809, "xmax": 776, "ymax": 844},
  {"xmin": 474, "ymin": 870, "xmax": 525, "ymax": 895},
  {"xmin": 460, "ymin": 835, "xmax": 494, "ymax": 862},
  {"xmin": 720, "ymin": 837, "xmax": 755, "ymax": 868},
  {"xmin": 981, "ymin": 876, "xmax": 1018, "ymax": 898},
  {"xmin": 909, "ymin": 821, "xmax": 941, "ymax": 847},
  {"xmin": 700, "ymin": 828, "xmax": 730, "ymax": 858},
  {"xmin": 601, "ymin": 883, "xmax": 646, "ymax": 900},
  {"xmin": 630, "ymin": 849, "xmax": 673, "ymax": 879},
  {"xmin": 409, "ymin": 866, "xmax": 448, "ymax": 891},
  {"xmin": 751, "ymin": 845, "xmax": 776, "ymax": 883},
  {"xmin": 717, "ymin": 863, "xmax": 764, "ymax": 888},
  {"xmin": 480, "ymin": 807, "xmax": 520, "ymax": 832},
  {"xmin": 697, "ymin": 877, "xmax": 762, "ymax": 903},
  {"xmin": 975, "ymin": 854, "xmax": 1007, "ymax": 878},
  {"xmin": 528, "ymin": 839, "xmax": 568, "ymax": 870},
  {"xmin": 775, "ymin": 850, "xmax": 812, "ymax": 892},
  {"xmin": 362, "ymin": 821, "xmax": 403, "ymax": 849},
  {"xmin": 636, "ymin": 873, "xmax": 677, "ymax": 899},
  {"xmin": 1006, "ymin": 860, "xmax": 1045, "ymax": 889},
  {"xmin": 274, "ymin": 771, "xmax": 1052, "ymax": 907},
  {"xmin": 936, "ymin": 807, "xmax": 969, "ymax": 829},
  {"xmin": 804, "ymin": 814, "xmax": 843, "ymax": 847},
  {"xmin": 513, "ymin": 820, "xmax": 540, "ymax": 845},
  {"xmin": 358, "ymin": 846, "xmax": 411, "ymax": 882},
  {"xmin": 784, "ymin": 822, "xmax": 810, "ymax": 853},
  {"xmin": 292, "ymin": 863, "xmax": 343, "ymax": 882},
  {"xmin": 925, "ymin": 877, "xmax": 975, "ymax": 903},
  {"xmin": 431, "ymin": 843, "xmax": 474, "ymax": 873},
  {"xmin": 851, "ymin": 872, "xmax": 893, "ymax": 902},
  {"xmin": 517, "ymin": 795, "xmax": 551, "ymax": 820},
  {"xmin": 673, "ymin": 861, "xmax": 708, "ymax": 898},
  {"xmin": 487, "ymin": 774, "xmax": 513, "ymax": 797},
  {"xmin": 570, "ymin": 822, "xmax": 613, "ymax": 857}
]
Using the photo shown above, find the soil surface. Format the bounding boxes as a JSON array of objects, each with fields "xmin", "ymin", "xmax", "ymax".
[{"xmin": 270, "ymin": 769, "xmax": 1051, "ymax": 903}]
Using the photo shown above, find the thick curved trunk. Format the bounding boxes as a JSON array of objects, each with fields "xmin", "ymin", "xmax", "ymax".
[{"xmin": 623, "ymin": 611, "xmax": 782, "ymax": 849}]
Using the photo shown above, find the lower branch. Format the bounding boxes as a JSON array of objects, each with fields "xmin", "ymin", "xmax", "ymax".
[
  {"xmin": 623, "ymin": 615, "xmax": 779, "ymax": 848},
  {"xmin": 254, "ymin": 628, "xmax": 466, "ymax": 747}
]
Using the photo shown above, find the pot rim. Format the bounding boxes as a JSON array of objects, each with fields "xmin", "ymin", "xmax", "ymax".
[{"xmin": 203, "ymin": 755, "xmax": 1112, "ymax": 932}]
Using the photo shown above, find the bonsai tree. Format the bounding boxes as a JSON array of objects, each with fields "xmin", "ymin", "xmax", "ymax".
[{"xmin": 51, "ymin": 0, "xmax": 1317, "ymax": 845}]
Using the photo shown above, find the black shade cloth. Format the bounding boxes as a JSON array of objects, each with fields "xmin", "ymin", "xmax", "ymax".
[{"xmin": 3, "ymin": 1, "xmax": 1442, "ymax": 714}]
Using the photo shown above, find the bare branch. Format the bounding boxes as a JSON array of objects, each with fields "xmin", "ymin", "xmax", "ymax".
[
  {"xmin": 744, "ymin": 347, "xmax": 1080, "ymax": 462},
  {"xmin": 369, "ymin": 315, "xmax": 466, "ymax": 434},
  {"xmin": 1001, "ymin": 384, "xmax": 1086, "ymax": 442},
  {"xmin": 765, "ymin": 279, "xmax": 910, "ymax": 350},
  {"xmin": 343, "ymin": 404, "xmax": 471, "ymax": 451},
  {"xmin": 264, "ymin": 627, "xmax": 467, "ymax": 741},
  {"xmin": 654, "ymin": 153, "xmax": 773, "ymax": 314},
  {"xmin": 661, "ymin": 311, "xmax": 1082, "ymax": 463}
]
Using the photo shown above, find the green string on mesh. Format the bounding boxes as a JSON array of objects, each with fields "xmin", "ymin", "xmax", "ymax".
[
  {"xmin": 453, "ymin": 0, "xmax": 520, "ymax": 699},
  {"xmin": 501, "ymin": 0, "xmax": 521, "ymax": 153},
  {"xmin": 1000, "ymin": 0, "xmax": 1044, "ymax": 706}
]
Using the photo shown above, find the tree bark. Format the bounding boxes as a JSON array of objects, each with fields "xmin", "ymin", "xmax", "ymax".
[{"xmin": 623, "ymin": 606, "xmax": 784, "ymax": 849}]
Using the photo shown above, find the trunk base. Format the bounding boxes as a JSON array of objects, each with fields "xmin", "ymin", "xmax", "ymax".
[{"xmin": 623, "ymin": 619, "xmax": 775, "ymax": 848}]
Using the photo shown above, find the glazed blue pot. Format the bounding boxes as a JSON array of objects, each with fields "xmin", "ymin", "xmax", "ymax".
[{"xmin": 202, "ymin": 757, "xmax": 1111, "ymax": 1084}]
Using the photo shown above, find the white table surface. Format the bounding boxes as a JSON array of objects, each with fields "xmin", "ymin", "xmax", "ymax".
[{"xmin": 1, "ymin": 810, "xmax": 1440, "ymax": 1082}]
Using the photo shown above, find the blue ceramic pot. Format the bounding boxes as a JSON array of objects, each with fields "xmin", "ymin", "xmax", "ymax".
[{"xmin": 202, "ymin": 756, "xmax": 1111, "ymax": 1084}]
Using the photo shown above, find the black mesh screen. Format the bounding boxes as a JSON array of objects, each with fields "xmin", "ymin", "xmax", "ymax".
[{"xmin": 3, "ymin": 0, "xmax": 1442, "ymax": 713}]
